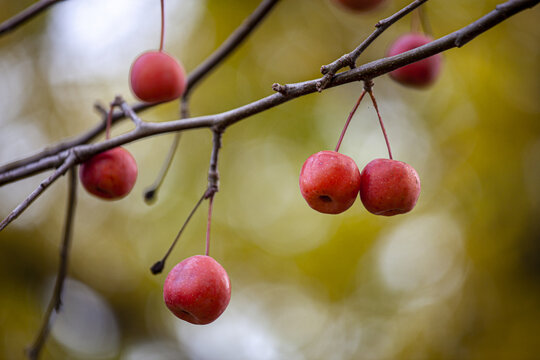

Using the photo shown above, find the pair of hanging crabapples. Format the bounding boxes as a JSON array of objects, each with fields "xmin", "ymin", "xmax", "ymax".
[{"xmin": 299, "ymin": 31, "xmax": 441, "ymax": 217}]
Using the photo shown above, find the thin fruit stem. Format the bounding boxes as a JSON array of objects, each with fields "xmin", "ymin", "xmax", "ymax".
[
  {"xmin": 144, "ymin": 133, "xmax": 181, "ymax": 203},
  {"xmin": 418, "ymin": 5, "xmax": 433, "ymax": 36},
  {"xmin": 159, "ymin": 0, "xmax": 165, "ymax": 52},
  {"xmin": 367, "ymin": 89, "xmax": 393, "ymax": 160},
  {"xmin": 205, "ymin": 194, "xmax": 214, "ymax": 256},
  {"xmin": 144, "ymin": 97, "xmax": 189, "ymax": 204},
  {"xmin": 335, "ymin": 90, "xmax": 366, "ymax": 153},
  {"xmin": 411, "ymin": 8, "xmax": 421, "ymax": 33},
  {"xmin": 150, "ymin": 191, "xmax": 206, "ymax": 274},
  {"xmin": 105, "ymin": 105, "xmax": 114, "ymax": 140}
]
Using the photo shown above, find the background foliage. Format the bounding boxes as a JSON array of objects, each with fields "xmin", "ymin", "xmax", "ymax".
[{"xmin": 0, "ymin": 0, "xmax": 539, "ymax": 359}]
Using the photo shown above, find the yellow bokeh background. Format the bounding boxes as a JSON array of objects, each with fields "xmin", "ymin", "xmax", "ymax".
[{"xmin": 1, "ymin": 0, "xmax": 539, "ymax": 359}]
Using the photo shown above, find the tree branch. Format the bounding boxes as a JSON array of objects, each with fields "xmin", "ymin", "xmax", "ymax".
[
  {"xmin": 118, "ymin": 97, "xmax": 145, "ymax": 128},
  {"xmin": 0, "ymin": 0, "xmax": 66, "ymax": 36},
  {"xmin": 0, "ymin": 152, "xmax": 76, "ymax": 231},
  {"xmin": 205, "ymin": 129, "xmax": 223, "ymax": 199},
  {"xmin": 150, "ymin": 190, "xmax": 206, "ymax": 274},
  {"xmin": 0, "ymin": 103, "xmax": 147, "ymax": 175},
  {"xmin": 317, "ymin": 0, "xmax": 429, "ymax": 91},
  {"xmin": 26, "ymin": 166, "xmax": 77, "ymax": 360}
]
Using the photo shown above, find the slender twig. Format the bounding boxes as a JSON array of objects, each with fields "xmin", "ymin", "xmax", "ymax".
[
  {"xmin": 0, "ymin": 97, "xmax": 143, "ymax": 186},
  {"xmin": 26, "ymin": 166, "xmax": 77, "ymax": 360},
  {"xmin": 0, "ymin": 152, "xmax": 77, "ymax": 231},
  {"xmin": 0, "ymin": 0, "xmax": 537, "ymax": 188},
  {"xmin": 105, "ymin": 96, "xmax": 145, "ymax": 137},
  {"xmin": 151, "ymin": 129, "xmax": 222, "ymax": 272},
  {"xmin": 0, "ymin": 102, "xmax": 152, "ymax": 175},
  {"xmin": 94, "ymin": 102, "xmax": 108, "ymax": 117},
  {"xmin": 317, "ymin": 0, "xmax": 429, "ymax": 91},
  {"xmin": 150, "ymin": 191, "xmax": 206, "ymax": 274},
  {"xmin": 158, "ymin": 129, "xmax": 223, "ymax": 270},
  {"xmin": 150, "ymin": 129, "xmax": 224, "ymax": 273},
  {"xmin": 143, "ymin": 132, "xmax": 182, "ymax": 203},
  {"xmin": 118, "ymin": 96, "xmax": 145, "ymax": 128},
  {"xmin": 335, "ymin": 89, "xmax": 367, "ymax": 153},
  {"xmin": 180, "ymin": 96, "xmax": 190, "ymax": 119},
  {"xmin": 0, "ymin": 0, "xmax": 65, "ymax": 36},
  {"xmin": 203, "ymin": 130, "xmax": 222, "ymax": 257},
  {"xmin": 144, "ymin": 98, "xmax": 188, "ymax": 203}
]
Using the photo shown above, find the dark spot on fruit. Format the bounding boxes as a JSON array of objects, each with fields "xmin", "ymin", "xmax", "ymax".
[{"xmin": 319, "ymin": 195, "xmax": 332, "ymax": 203}]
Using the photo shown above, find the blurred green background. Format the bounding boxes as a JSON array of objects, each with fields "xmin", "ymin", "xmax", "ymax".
[{"xmin": 1, "ymin": 0, "xmax": 539, "ymax": 359}]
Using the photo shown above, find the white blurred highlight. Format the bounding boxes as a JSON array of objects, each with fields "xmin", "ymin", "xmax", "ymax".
[
  {"xmin": 45, "ymin": 277, "xmax": 120, "ymax": 358},
  {"xmin": 173, "ymin": 283, "xmax": 335, "ymax": 360},
  {"xmin": 376, "ymin": 213, "xmax": 466, "ymax": 301},
  {"xmin": 45, "ymin": 0, "xmax": 203, "ymax": 84}
]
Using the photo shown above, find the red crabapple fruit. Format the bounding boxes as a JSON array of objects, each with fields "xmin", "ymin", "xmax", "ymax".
[
  {"xmin": 79, "ymin": 147, "xmax": 138, "ymax": 200},
  {"xmin": 299, "ymin": 150, "xmax": 361, "ymax": 214},
  {"xmin": 359, "ymin": 158, "xmax": 420, "ymax": 216},
  {"xmin": 332, "ymin": 0, "xmax": 386, "ymax": 12},
  {"xmin": 129, "ymin": 51, "xmax": 187, "ymax": 103},
  {"xmin": 164, "ymin": 255, "xmax": 231, "ymax": 325},
  {"xmin": 387, "ymin": 33, "xmax": 442, "ymax": 88}
]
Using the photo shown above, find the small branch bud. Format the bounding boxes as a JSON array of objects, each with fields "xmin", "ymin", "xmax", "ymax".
[
  {"xmin": 272, "ymin": 83, "xmax": 288, "ymax": 94},
  {"xmin": 151, "ymin": 261, "xmax": 165, "ymax": 275}
]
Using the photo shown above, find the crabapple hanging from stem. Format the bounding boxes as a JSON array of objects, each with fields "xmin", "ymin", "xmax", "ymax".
[
  {"xmin": 163, "ymin": 255, "xmax": 231, "ymax": 325},
  {"xmin": 129, "ymin": 51, "xmax": 187, "ymax": 103},
  {"xmin": 299, "ymin": 150, "xmax": 361, "ymax": 214},
  {"xmin": 387, "ymin": 33, "xmax": 442, "ymax": 88},
  {"xmin": 359, "ymin": 158, "xmax": 420, "ymax": 216},
  {"xmin": 79, "ymin": 147, "xmax": 138, "ymax": 200}
]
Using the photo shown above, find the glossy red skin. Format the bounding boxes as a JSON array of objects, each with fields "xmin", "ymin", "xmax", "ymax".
[
  {"xmin": 79, "ymin": 147, "xmax": 138, "ymax": 200},
  {"xmin": 333, "ymin": 0, "xmax": 386, "ymax": 12},
  {"xmin": 129, "ymin": 51, "xmax": 187, "ymax": 103},
  {"xmin": 359, "ymin": 158, "xmax": 420, "ymax": 216},
  {"xmin": 387, "ymin": 33, "xmax": 442, "ymax": 88},
  {"xmin": 299, "ymin": 151, "xmax": 361, "ymax": 214},
  {"xmin": 164, "ymin": 255, "xmax": 231, "ymax": 325}
]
